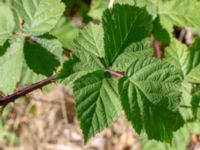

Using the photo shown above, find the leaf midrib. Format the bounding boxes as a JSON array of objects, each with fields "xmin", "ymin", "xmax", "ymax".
[
  {"xmin": 129, "ymin": 78, "xmax": 153, "ymax": 105},
  {"xmin": 110, "ymin": 10, "xmax": 144, "ymax": 65}
]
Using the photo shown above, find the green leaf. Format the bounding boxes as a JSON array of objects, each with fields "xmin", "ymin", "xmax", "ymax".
[
  {"xmin": 20, "ymin": 63, "xmax": 47, "ymax": 86},
  {"xmin": 34, "ymin": 37, "xmax": 63, "ymax": 59},
  {"xmin": 20, "ymin": 37, "xmax": 62, "ymax": 85},
  {"xmin": 165, "ymin": 39, "xmax": 189, "ymax": 77},
  {"xmin": 191, "ymin": 85, "xmax": 200, "ymax": 120},
  {"xmin": 185, "ymin": 39, "xmax": 200, "ymax": 83},
  {"xmin": 166, "ymin": 38, "xmax": 200, "ymax": 84},
  {"xmin": 180, "ymin": 82, "xmax": 193, "ymax": 121},
  {"xmin": 119, "ymin": 57, "xmax": 184, "ymax": 143},
  {"xmin": 114, "ymin": 0, "xmax": 135, "ymax": 5},
  {"xmin": 0, "ymin": 37, "xmax": 24, "ymax": 94},
  {"xmin": 57, "ymin": 50, "xmax": 105, "ymax": 88},
  {"xmin": 152, "ymin": 17, "xmax": 170, "ymax": 44},
  {"xmin": 88, "ymin": 0, "xmax": 136, "ymax": 20},
  {"xmin": 23, "ymin": 41, "xmax": 60, "ymax": 77},
  {"xmin": 58, "ymin": 23, "xmax": 105, "ymax": 88},
  {"xmin": 58, "ymin": 71, "xmax": 90, "ymax": 89},
  {"xmin": 50, "ymin": 17, "xmax": 79, "ymax": 50},
  {"xmin": 88, "ymin": 0, "xmax": 109, "ymax": 20},
  {"xmin": 74, "ymin": 23, "xmax": 105, "ymax": 58},
  {"xmin": 134, "ymin": 0, "xmax": 158, "ymax": 18},
  {"xmin": 138, "ymin": 0, "xmax": 200, "ymax": 32},
  {"xmin": 103, "ymin": 4, "xmax": 152, "ymax": 65},
  {"xmin": 165, "ymin": 39, "xmax": 200, "ymax": 120},
  {"xmin": 0, "ymin": 3, "xmax": 15, "ymax": 46},
  {"xmin": 159, "ymin": 0, "xmax": 200, "ymax": 28},
  {"xmin": 139, "ymin": 0, "xmax": 200, "ymax": 37},
  {"xmin": 141, "ymin": 122, "xmax": 200, "ymax": 150},
  {"xmin": 13, "ymin": 0, "xmax": 65, "ymax": 36},
  {"xmin": 73, "ymin": 70, "xmax": 122, "ymax": 142},
  {"xmin": 112, "ymin": 38, "xmax": 153, "ymax": 71},
  {"xmin": 73, "ymin": 51, "xmax": 105, "ymax": 73}
]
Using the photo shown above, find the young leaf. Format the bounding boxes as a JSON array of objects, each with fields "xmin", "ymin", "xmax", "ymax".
[
  {"xmin": 0, "ymin": 3, "xmax": 15, "ymax": 46},
  {"xmin": 0, "ymin": 37, "xmax": 24, "ymax": 94},
  {"xmin": 119, "ymin": 57, "xmax": 184, "ymax": 143},
  {"xmin": 103, "ymin": 4, "xmax": 152, "ymax": 65},
  {"xmin": 13, "ymin": 0, "xmax": 65, "ymax": 35},
  {"xmin": 73, "ymin": 70, "xmax": 122, "ymax": 142}
]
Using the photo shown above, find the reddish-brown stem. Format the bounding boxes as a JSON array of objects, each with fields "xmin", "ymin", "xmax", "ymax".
[
  {"xmin": 152, "ymin": 39, "xmax": 164, "ymax": 59},
  {"xmin": 0, "ymin": 69, "xmax": 125, "ymax": 107},
  {"xmin": 0, "ymin": 76, "xmax": 56, "ymax": 106},
  {"xmin": 106, "ymin": 69, "xmax": 124, "ymax": 79}
]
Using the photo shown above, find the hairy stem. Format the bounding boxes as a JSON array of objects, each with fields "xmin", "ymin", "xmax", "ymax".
[{"xmin": 0, "ymin": 76, "xmax": 56, "ymax": 106}]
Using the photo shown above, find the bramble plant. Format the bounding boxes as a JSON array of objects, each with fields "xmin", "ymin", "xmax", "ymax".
[{"xmin": 1, "ymin": 0, "xmax": 200, "ymax": 148}]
